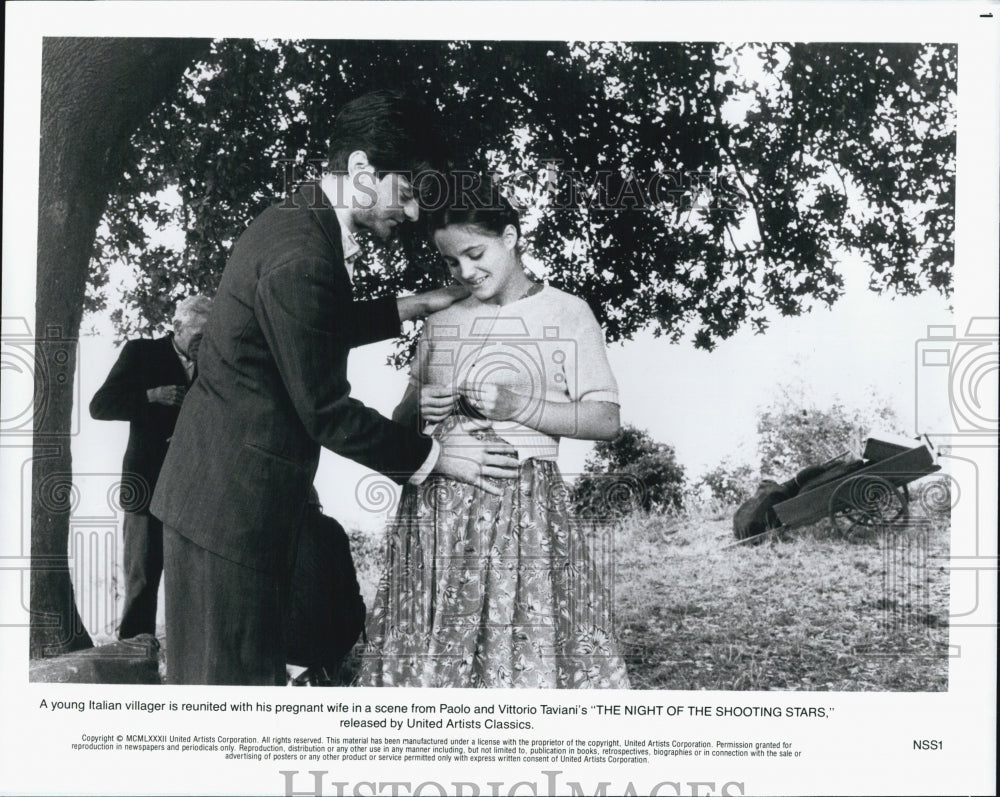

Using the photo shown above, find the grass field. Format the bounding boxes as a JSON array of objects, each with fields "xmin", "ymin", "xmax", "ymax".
[
  {"xmin": 611, "ymin": 505, "xmax": 950, "ymax": 691},
  {"xmin": 351, "ymin": 497, "xmax": 950, "ymax": 691}
]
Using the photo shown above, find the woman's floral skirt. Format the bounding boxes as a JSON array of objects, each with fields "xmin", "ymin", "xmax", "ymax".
[{"xmin": 359, "ymin": 446, "xmax": 630, "ymax": 689}]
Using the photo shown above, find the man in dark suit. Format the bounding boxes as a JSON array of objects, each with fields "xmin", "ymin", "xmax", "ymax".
[
  {"xmin": 90, "ymin": 294, "xmax": 213, "ymax": 639},
  {"xmin": 150, "ymin": 91, "xmax": 519, "ymax": 684}
]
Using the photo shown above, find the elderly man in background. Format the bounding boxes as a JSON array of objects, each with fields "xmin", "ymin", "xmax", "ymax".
[{"xmin": 90, "ymin": 294, "xmax": 213, "ymax": 640}]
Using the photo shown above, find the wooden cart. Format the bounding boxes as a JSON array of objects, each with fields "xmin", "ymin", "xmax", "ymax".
[{"xmin": 771, "ymin": 438, "xmax": 941, "ymax": 537}]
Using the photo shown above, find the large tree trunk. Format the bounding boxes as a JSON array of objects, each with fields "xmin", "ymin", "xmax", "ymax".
[{"xmin": 32, "ymin": 37, "xmax": 209, "ymax": 658}]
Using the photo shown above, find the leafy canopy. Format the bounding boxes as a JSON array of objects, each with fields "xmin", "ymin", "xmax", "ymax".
[{"xmin": 90, "ymin": 40, "xmax": 955, "ymax": 354}]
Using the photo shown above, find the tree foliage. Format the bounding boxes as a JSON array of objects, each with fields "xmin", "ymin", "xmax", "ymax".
[
  {"xmin": 90, "ymin": 40, "xmax": 955, "ymax": 353},
  {"xmin": 571, "ymin": 424, "xmax": 686, "ymax": 515}
]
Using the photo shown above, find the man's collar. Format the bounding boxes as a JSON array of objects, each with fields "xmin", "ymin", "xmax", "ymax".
[
  {"xmin": 320, "ymin": 177, "xmax": 360, "ymax": 281},
  {"xmin": 170, "ymin": 334, "xmax": 192, "ymax": 365},
  {"xmin": 336, "ymin": 217, "xmax": 361, "ymax": 276}
]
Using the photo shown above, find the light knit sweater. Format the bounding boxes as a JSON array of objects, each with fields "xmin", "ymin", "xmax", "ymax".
[{"xmin": 411, "ymin": 285, "xmax": 619, "ymax": 461}]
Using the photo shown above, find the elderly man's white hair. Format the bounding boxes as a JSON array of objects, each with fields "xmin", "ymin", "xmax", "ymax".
[{"xmin": 173, "ymin": 295, "xmax": 213, "ymax": 326}]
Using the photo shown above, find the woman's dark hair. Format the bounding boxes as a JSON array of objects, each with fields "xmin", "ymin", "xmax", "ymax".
[
  {"xmin": 327, "ymin": 91, "xmax": 448, "ymax": 177},
  {"xmin": 426, "ymin": 176, "xmax": 521, "ymax": 241}
]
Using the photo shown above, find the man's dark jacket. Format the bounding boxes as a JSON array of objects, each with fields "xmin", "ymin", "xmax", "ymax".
[
  {"xmin": 150, "ymin": 184, "xmax": 433, "ymax": 573},
  {"xmin": 90, "ymin": 335, "xmax": 189, "ymax": 512}
]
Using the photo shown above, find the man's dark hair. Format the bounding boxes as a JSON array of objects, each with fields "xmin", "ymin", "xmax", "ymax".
[{"xmin": 327, "ymin": 90, "xmax": 448, "ymax": 178}]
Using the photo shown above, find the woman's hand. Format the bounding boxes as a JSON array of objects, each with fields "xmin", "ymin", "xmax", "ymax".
[
  {"xmin": 419, "ymin": 384, "xmax": 457, "ymax": 424},
  {"xmin": 459, "ymin": 383, "xmax": 533, "ymax": 423},
  {"xmin": 433, "ymin": 417, "xmax": 519, "ymax": 496}
]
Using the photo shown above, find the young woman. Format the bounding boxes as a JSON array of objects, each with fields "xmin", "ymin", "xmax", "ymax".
[{"xmin": 359, "ymin": 182, "xmax": 630, "ymax": 689}]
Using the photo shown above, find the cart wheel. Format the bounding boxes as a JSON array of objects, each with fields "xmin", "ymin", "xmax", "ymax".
[{"xmin": 828, "ymin": 475, "xmax": 908, "ymax": 539}]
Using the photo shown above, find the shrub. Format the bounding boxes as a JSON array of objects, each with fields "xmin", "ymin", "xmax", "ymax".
[
  {"xmin": 571, "ymin": 425, "xmax": 686, "ymax": 516},
  {"xmin": 693, "ymin": 460, "xmax": 758, "ymax": 505},
  {"xmin": 756, "ymin": 387, "xmax": 905, "ymax": 478}
]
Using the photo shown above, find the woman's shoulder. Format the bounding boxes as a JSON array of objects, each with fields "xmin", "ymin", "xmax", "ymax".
[
  {"xmin": 542, "ymin": 284, "xmax": 585, "ymax": 303},
  {"xmin": 535, "ymin": 285, "xmax": 597, "ymax": 318},
  {"xmin": 422, "ymin": 294, "xmax": 483, "ymax": 328}
]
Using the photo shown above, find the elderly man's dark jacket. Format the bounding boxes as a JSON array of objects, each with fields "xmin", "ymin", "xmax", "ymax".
[
  {"xmin": 150, "ymin": 184, "xmax": 432, "ymax": 573},
  {"xmin": 90, "ymin": 335, "xmax": 190, "ymax": 513}
]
